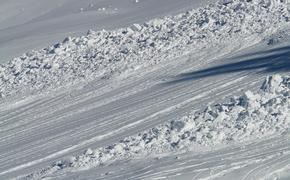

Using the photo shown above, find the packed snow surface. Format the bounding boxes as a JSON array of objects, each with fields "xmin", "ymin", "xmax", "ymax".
[
  {"xmin": 1, "ymin": 0, "xmax": 290, "ymax": 179},
  {"xmin": 0, "ymin": 0, "xmax": 216, "ymax": 62},
  {"xmin": 22, "ymin": 74, "xmax": 290, "ymax": 179},
  {"xmin": 1, "ymin": 0, "xmax": 290, "ymax": 98}
]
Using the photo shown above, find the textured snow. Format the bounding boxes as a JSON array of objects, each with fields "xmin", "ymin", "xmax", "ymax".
[
  {"xmin": 22, "ymin": 74, "xmax": 290, "ymax": 179},
  {"xmin": 0, "ymin": 0, "xmax": 215, "ymax": 62},
  {"xmin": 2, "ymin": 0, "xmax": 290, "ymax": 179},
  {"xmin": 1, "ymin": 0, "xmax": 290, "ymax": 98}
]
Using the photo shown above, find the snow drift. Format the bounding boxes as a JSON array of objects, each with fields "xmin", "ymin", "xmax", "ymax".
[
  {"xmin": 22, "ymin": 74, "xmax": 290, "ymax": 179},
  {"xmin": 1, "ymin": 0, "xmax": 290, "ymax": 98}
]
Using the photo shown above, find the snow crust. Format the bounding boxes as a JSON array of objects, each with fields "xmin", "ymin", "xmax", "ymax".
[
  {"xmin": 1, "ymin": 0, "xmax": 290, "ymax": 98},
  {"xmin": 22, "ymin": 74, "xmax": 290, "ymax": 179}
]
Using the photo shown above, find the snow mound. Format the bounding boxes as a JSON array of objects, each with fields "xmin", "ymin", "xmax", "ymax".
[
  {"xmin": 266, "ymin": 27, "xmax": 290, "ymax": 45},
  {"xmin": 23, "ymin": 74, "xmax": 290, "ymax": 179},
  {"xmin": 1, "ymin": 0, "xmax": 290, "ymax": 98}
]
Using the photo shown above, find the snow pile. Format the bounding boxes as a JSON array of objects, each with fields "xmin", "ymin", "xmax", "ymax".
[
  {"xmin": 23, "ymin": 74, "xmax": 290, "ymax": 179},
  {"xmin": 1, "ymin": 0, "xmax": 290, "ymax": 98},
  {"xmin": 69, "ymin": 75, "xmax": 290, "ymax": 166},
  {"xmin": 267, "ymin": 27, "xmax": 290, "ymax": 45}
]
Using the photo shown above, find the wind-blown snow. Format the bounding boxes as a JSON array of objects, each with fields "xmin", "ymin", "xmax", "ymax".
[
  {"xmin": 22, "ymin": 74, "xmax": 290, "ymax": 179},
  {"xmin": 1, "ymin": 0, "xmax": 289, "ymax": 98}
]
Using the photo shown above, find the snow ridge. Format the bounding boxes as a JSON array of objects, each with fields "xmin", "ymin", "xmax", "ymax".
[
  {"xmin": 22, "ymin": 74, "xmax": 290, "ymax": 179},
  {"xmin": 1, "ymin": 0, "xmax": 290, "ymax": 98}
]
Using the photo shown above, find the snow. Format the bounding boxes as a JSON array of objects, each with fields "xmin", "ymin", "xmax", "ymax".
[
  {"xmin": 20, "ymin": 74, "xmax": 290, "ymax": 179},
  {"xmin": 0, "ymin": 0, "xmax": 216, "ymax": 63},
  {"xmin": 1, "ymin": 0, "xmax": 289, "ymax": 99},
  {"xmin": 1, "ymin": 0, "xmax": 290, "ymax": 180},
  {"xmin": 1, "ymin": 43, "xmax": 290, "ymax": 179}
]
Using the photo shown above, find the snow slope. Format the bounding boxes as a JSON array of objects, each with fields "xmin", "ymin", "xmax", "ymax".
[
  {"xmin": 1, "ymin": 0, "xmax": 290, "ymax": 179},
  {"xmin": 22, "ymin": 74, "xmax": 290, "ymax": 179},
  {"xmin": 1, "ymin": 0, "xmax": 289, "ymax": 99},
  {"xmin": 1, "ymin": 37, "xmax": 290, "ymax": 179},
  {"xmin": 0, "ymin": 0, "xmax": 216, "ymax": 63}
]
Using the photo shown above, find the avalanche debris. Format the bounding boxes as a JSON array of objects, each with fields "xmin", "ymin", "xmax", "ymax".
[
  {"xmin": 1, "ymin": 0, "xmax": 290, "ymax": 98},
  {"xmin": 23, "ymin": 74, "xmax": 290, "ymax": 179}
]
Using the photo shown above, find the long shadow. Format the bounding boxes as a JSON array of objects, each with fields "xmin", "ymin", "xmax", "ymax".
[{"xmin": 166, "ymin": 44, "xmax": 290, "ymax": 84}]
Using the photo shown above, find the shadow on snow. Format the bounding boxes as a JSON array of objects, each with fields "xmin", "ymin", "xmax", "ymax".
[{"xmin": 166, "ymin": 44, "xmax": 290, "ymax": 84}]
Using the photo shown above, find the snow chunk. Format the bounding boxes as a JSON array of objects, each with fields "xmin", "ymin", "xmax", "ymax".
[
  {"xmin": 26, "ymin": 75, "xmax": 290, "ymax": 178},
  {"xmin": 0, "ymin": 0, "xmax": 289, "ymax": 98},
  {"xmin": 261, "ymin": 74, "xmax": 284, "ymax": 93}
]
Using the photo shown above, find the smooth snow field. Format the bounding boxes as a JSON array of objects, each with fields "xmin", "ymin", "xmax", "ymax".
[
  {"xmin": 1, "ymin": 0, "xmax": 290, "ymax": 180},
  {"xmin": 0, "ymin": 0, "xmax": 215, "ymax": 63}
]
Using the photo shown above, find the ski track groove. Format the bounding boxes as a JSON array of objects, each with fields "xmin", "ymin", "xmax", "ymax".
[{"xmin": 2, "ymin": 34, "xmax": 290, "ymax": 179}]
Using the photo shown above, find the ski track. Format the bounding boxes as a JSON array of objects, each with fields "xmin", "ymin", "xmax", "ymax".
[
  {"xmin": 113, "ymin": 136, "xmax": 290, "ymax": 180},
  {"xmin": 1, "ymin": 0, "xmax": 290, "ymax": 179},
  {"xmin": 1, "ymin": 40, "xmax": 290, "ymax": 179}
]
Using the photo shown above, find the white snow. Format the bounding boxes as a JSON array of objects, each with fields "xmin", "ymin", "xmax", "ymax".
[
  {"xmin": 21, "ymin": 74, "xmax": 290, "ymax": 179},
  {"xmin": 0, "ymin": 0, "xmax": 216, "ymax": 62},
  {"xmin": 0, "ymin": 0, "xmax": 289, "ymax": 99},
  {"xmin": 1, "ymin": 0, "xmax": 290, "ymax": 180}
]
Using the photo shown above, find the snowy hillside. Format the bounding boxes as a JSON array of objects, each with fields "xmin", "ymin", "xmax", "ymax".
[
  {"xmin": 1, "ymin": 0, "xmax": 290, "ymax": 179},
  {"xmin": 1, "ymin": 0, "xmax": 289, "ymax": 98},
  {"xmin": 23, "ymin": 74, "xmax": 290, "ymax": 179},
  {"xmin": 0, "ymin": 0, "xmax": 215, "ymax": 62}
]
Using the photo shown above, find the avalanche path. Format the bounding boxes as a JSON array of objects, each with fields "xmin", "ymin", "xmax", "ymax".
[
  {"xmin": 1, "ymin": 0, "xmax": 290, "ymax": 179},
  {"xmin": 1, "ymin": 38, "xmax": 290, "ymax": 179}
]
